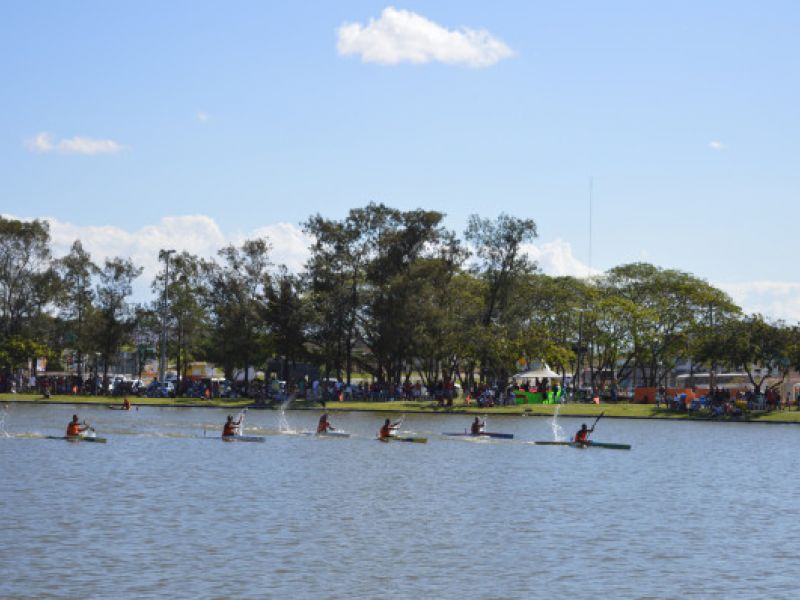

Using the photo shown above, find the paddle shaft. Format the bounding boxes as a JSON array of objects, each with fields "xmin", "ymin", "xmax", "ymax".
[{"xmin": 587, "ymin": 411, "xmax": 605, "ymax": 439}]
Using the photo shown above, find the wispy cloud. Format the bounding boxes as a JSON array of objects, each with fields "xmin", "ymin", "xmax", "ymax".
[
  {"xmin": 708, "ymin": 140, "xmax": 726, "ymax": 151},
  {"xmin": 337, "ymin": 6, "xmax": 513, "ymax": 68},
  {"xmin": 40, "ymin": 215, "xmax": 312, "ymax": 301},
  {"xmin": 717, "ymin": 281, "xmax": 800, "ymax": 322},
  {"xmin": 26, "ymin": 132, "xmax": 56, "ymax": 153},
  {"xmin": 25, "ymin": 132, "xmax": 125, "ymax": 155},
  {"xmin": 196, "ymin": 111, "xmax": 210, "ymax": 123}
]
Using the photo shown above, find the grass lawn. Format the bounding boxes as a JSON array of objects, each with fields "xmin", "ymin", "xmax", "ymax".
[
  {"xmin": 3, "ymin": 394, "xmax": 799, "ymax": 423},
  {"xmin": 0, "ymin": 393, "xmax": 252, "ymax": 409},
  {"xmin": 324, "ymin": 399, "xmax": 800, "ymax": 422}
]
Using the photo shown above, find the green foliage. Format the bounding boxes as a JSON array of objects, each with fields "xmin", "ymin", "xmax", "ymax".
[
  {"xmin": 4, "ymin": 209, "xmax": 794, "ymax": 401},
  {"xmin": 0, "ymin": 217, "xmax": 59, "ymax": 373},
  {"xmin": 0, "ymin": 336, "xmax": 50, "ymax": 369},
  {"xmin": 202, "ymin": 238, "xmax": 272, "ymax": 390}
]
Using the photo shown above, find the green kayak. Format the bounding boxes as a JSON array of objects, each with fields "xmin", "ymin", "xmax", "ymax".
[
  {"xmin": 534, "ymin": 440, "xmax": 631, "ymax": 450},
  {"xmin": 48, "ymin": 435, "xmax": 108, "ymax": 444}
]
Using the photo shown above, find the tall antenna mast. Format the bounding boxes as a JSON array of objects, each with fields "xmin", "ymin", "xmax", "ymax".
[{"xmin": 588, "ymin": 176, "xmax": 593, "ymax": 278}]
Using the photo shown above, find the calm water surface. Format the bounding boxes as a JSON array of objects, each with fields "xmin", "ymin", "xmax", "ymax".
[{"xmin": 1, "ymin": 404, "xmax": 797, "ymax": 599}]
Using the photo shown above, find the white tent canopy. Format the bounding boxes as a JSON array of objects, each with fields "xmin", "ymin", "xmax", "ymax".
[{"xmin": 512, "ymin": 364, "xmax": 561, "ymax": 380}]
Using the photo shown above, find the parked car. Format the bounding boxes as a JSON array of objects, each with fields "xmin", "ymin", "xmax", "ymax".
[{"xmin": 145, "ymin": 380, "xmax": 175, "ymax": 398}]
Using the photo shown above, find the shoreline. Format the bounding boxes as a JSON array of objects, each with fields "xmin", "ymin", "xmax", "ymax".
[{"xmin": 3, "ymin": 394, "xmax": 800, "ymax": 424}]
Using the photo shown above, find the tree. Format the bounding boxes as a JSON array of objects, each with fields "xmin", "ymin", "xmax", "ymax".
[
  {"xmin": 0, "ymin": 217, "xmax": 58, "ymax": 381},
  {"xmin": 305, "ymin": 203, "xmax": 447, "ymax": 383},
  {"xmin": 92, "ymin": 257, "xmax": 142, "ymax": 392},
  {"xmin": 700, "ymin": 315, "xmax": 792, "ymax": 393},
  {"xmin": 359, "ymin": 206, "xmax": 447, "ymax": 383},
  {"xmin": 403, "ymin": 234, "xmax": 470, "ymax": 388},
  {"xmin": 152, "ymin": 251, "xmax": 208, "ymax": 389},
  {"xmin": 132, "ymin": 305, "xmax": 159, "ymax": 381},
  {"xmin": 303, "ymin": 214, "xmax": 364, "ymax": 383},
  {"xmin": 203, "ymin": 238, "xmax": 272, "ymax": 393},
  {"xmin": 264, "ymin": 267, "xmax": 310, "ymax": 381},
  {"xmin": 602, "ymin": 263, "xmax": 739, "ymax": 388},
  {"xmin": 464, "ymin": 213, "xmax": 538, "ymax": 385},
  {"xmin": 54, "ymin": 240, "xmax": 99, "ymax": 383}
]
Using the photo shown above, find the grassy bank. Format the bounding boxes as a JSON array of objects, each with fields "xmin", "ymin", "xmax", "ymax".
[
  {"xmin": 0, "ymin": 393, "xmax": 252, "ymax": 409},
  {"xmin": 3, "ymin": 393, "xmax": 800, "ymax": 423},
  {"xmin": 327, "ymin": 400, "xmax": 800, "ymax": 423}
]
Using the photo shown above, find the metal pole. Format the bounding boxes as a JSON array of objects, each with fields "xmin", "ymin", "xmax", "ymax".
[
  {"xmin": 588, "ymin": 176, "xmax": 593, "ymax": 278},
  {"xmin": 159, "ymin": 249, "xmax": 175, "ymax": 384}
]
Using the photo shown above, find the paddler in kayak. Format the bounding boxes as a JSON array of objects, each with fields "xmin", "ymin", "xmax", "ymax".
[
  {"xmin": 470, "ymin": 417, "xmax": 485, "ymax": 435},
  {"xmin": 222, "ymin": 414, "xmax": 242, "ymax": 437},
  {"xmin": 574, "ymin": 423, "xmax": 594, "ymax": 444},
  {"xmin": 66, "ymin": 415, "xmax": 90, "ymax": 437},
  {"xmin": 317, "ymin": 413, "xmax": 336, "ymax": 434},
  {"xmin": 122, "ymin": 397, "xmax": 131, "ymax": 410},
  {"xmin": 379, "ymin": 418, "xmax": 401, "ymax": 439}
]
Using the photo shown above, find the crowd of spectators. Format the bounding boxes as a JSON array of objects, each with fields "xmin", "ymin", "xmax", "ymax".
[{"xmin": 659, "ymin": 385, "xmax": 797, "ymax": 416}]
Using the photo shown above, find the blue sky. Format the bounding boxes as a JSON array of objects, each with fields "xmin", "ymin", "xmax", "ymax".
[{"xmin": 2, "ymin": 1, "xmax": 799, "ymax": 315}]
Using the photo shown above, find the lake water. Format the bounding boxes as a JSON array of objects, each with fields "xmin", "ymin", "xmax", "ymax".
[{"xmin": 1, "ymin": 404, "xmax": 797, "ymax": 599}]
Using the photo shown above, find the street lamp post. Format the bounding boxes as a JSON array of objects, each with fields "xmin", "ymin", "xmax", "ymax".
[{"xmin": 158, "ymin": 249, "xmax": 176, "ymax": 384}]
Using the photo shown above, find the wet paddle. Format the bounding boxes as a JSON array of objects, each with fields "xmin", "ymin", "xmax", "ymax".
[{"xmin": 587, "ymin": 411, "xmax": 604, "ymax": 440}]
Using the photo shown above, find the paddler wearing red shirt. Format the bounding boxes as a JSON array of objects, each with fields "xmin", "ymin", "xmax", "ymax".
[
  {"xmin": 66, "ymin": 415, "xmax": 89, "ymax": 437},
  {"xmin": 574, "ymin": 423, "xmax": 593, "ymax": 444},
  {"xmin": 317, "ymin": 413, "xmax": 336, "ymax": 434},
  {"xmin": 222, "ymin": 414, "xmax": 242, "ymax": 437},
  {"xmin": 122, "ymin": 397, "xmax": 131, "ymax": 410},
  {"xmin": 379, "ymin": 418, "xmax": 400, "ymax": 439}
]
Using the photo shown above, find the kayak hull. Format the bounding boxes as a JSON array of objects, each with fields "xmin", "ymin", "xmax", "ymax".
[
  {"xmin": 48, "ymin": 435, "xmax": 107, "ymax": 443},
  {"xmin": 221, "ymin": 435, "xmax": 266, "ymax": 443},
  {"xmin": 534, "ymin": 441, "xmax": 631, "ymax": 450},
  {"xmin": 378, "ymin": 436, "xmax": 427, "ymax": 444},
  {"xmin": 443, "ymin": 432, "xmax": 514, "ymax": 439},
  {"xmin": 306, "ymin": 431, "xmax": 351, "ymax": 438}
]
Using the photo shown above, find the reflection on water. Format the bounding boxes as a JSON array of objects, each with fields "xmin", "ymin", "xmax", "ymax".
[{"xmin": 1, "ymin": 403, "xmax": 798, "ymax": 598}]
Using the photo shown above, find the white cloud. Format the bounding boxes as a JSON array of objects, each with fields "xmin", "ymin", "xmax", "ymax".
[
  {"xmin": 717, "ymin": 281, "xmax": 800, "ymax": 323},
  {"xmin": 247, "ymin": 223, "xmax": 314, "ymax": 271},
  {"xmin": 522, "ymin": 239, "xmax": 598, "ymax": 278},
  {"xmin": 9, "ymin": 213, "xmax": 800, "ymax": 322},
  {"xmin": 26, "ymin": 132, "xmax": 55, "ymax": 153},
  {"xmin": 708, "ymin": 140, "xmax": 726, "ymax": 151},
  {"xmin": 337, "ymin": 6, "xmax": 514, "ymax": 68},
  {"xmin": 22, "ymin": 215, "xmax": 313, "ymax": 303},
  {"xmin": 196, "ymin": 111, "xmax": 210, "ymax": 122},
  {"xmin": 25, "ymin": 132, "xmax": 125, "ymax": 155}
]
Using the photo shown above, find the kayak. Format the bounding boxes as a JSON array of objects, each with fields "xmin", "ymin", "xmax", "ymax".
[
  {"xmin": 534, "ymin": 441, "xmax": 631, "ymax": 450},
  {"xmin": 305, "ymin": 431, "xmax": 351, "ymax": 438},
  {"xmin": 107, "ymin": 405, "xmax": 131, "ymax": 410},
  {"xmin": 378, "ymin": 436, "xmax": 427, "ymax": 444},
  {"xmin": 443, "ymin": 432, "xmax": 514, "ymax": 440},
  {"xmin": 48, "ymin": 435, "xmax": 107, "ymax": 443},
  {"xmin": 221, "ymin": 435, "xmax": 266, "ymax": 443}
]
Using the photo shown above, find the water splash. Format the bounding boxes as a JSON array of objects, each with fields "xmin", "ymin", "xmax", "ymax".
[
  {"xmin": 236, "ymin": 408, "xmax": 248, "ymax": 435},
  {"xmin": 278, "ymin": 395, "xmax": 296, "ymax": 433},
  {"xmin": 550, "ymin": 404, "xmax": 566, "ymax": 441}
]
